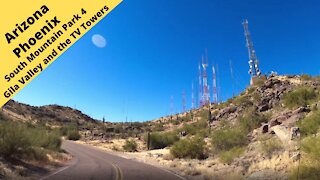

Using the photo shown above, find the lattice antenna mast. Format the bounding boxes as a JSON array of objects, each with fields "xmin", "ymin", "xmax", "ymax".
[
  {"xmin": 198, "ymin": 63, "xmax": 203, "ymax": 107},
  {"xmin": 170, "ymin": 96, "xmax": 174, "ymax": 116},
  {"xmin": 212, "ymin": 65, "xmax": 218, "ymax": 104},
  {"xmin": 230, "ymin": 60, "xmax": 235, "ymax": 97},
  {"xmin": 202, "ymin": 52, "xmax": 209, "ymax": 105},
  {"xmin": 243, "ymin": 19, "xmax": 261, "ymax": 77},
  {"xmin": 191, "ymin": 82, "xmax": 195, "ymax": 110},
  {"xmin": 182, "ymin": 91, "xmax": 186, "ymax": 113}
]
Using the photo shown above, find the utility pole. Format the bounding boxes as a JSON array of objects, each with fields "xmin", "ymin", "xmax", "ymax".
[{"xmin": 243, "ymin": 19, "xmax": 262, "ymax": 84}]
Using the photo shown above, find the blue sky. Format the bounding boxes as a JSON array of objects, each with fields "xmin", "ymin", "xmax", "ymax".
[{"xmin": 14, "ymin": 0, "xmax": 320, "ymax": 122}]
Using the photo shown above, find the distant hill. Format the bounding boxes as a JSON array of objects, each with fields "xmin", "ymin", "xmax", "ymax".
[{"xmin": 1, "ymin": 100, "xmax": 99, "ymax": 126}]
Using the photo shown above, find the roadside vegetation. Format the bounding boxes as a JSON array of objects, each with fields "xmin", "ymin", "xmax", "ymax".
[
  {"xmin": 0, "ymin": 119, "xmax": 62, "ymax": 161},
  {"xmin": 170, "ymin": 136, "xmax": 207, "ymax": 160},
  {"xmin": 146, "ymin": 132, "xmax": 179, "ymax": 150},
  {"xmin": 123, "ymin": 139, "xmax": 137, "ymax": 152}
]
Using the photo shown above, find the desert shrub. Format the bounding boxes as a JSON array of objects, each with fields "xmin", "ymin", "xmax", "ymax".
[
  {"xmin": 297, "ymin": 110, "xmax": 320, "ymax": 136},
  {"xmin": 211, "ymin": 126, "xmax": 247, "ymax": 152},
  {"xmin": 0, "ymin": 122, "xmax": 31, "ymax": 157},
  {"xmin": 182, "ymin": 119, "xmax": 208, "ymax": 136},
  {"xmin": 301, "ymin": 136, "xmax": 320, "ymax": 162},
  {"xmin": 219, "ymin": 147, "xmax": 245, "ymax": 164},
  {"xmin": 0, "ymin": 121, "xmax": 61, "ymax": 160},
  {"xmin": 289, "ymin": 136, "xmax": 320, "ymax": 180},
  {"xmin": 28, "ymin": 127, "xmax": 61, "ymax": 151},
  {"xmin": 146, "ymin": 132, "xmax": 179, "ymax": 150},
  {"xmin": 238, "ymin": 108, "xmax": 269, "ymax": 133},
  {"xmin": 170, "ymin": 136, "xmax": 207, "ymax": 160},
  {"xmin": 283, "ymin": 87, "xmax": 318, "ymax": 109},
  {"xmin": 300, "ymin": 74, "xmax": 313, "ymax": 81},
  {"xmin": 152, "ymin": 123, "xmax": 165, "ymax": 131},
  {"xmin": 61, "ymin": 124, "xmax": 81, "ymax": 141},
  {"xmin": 123, "ymin": 139, "xmax": 137, "ymax": 152},
  {"xmin": 247, "ymin": 87, "xmax": 255, "ymax": 94},
  {"xmin": 260, "ymin": 138, "xmax": 283, "ymax": 156},
  {"xmin": 290, "ymin": 164, "xmax": 320, "ymax": 180},
  {"xmin": 67, "ymin": 130, "xmax": 81, "ymax": 141},
  {"xmin": 233, "ymin": 95, "xmax": 253, "ymax": 107}
]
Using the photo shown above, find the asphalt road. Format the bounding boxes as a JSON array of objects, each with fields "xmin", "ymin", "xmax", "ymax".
[{"xmin": 43, "ymin": 141, "xmax": 184, "ymax": 180}]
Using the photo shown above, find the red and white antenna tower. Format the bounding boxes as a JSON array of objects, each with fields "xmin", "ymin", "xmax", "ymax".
[
  {"xmin": 198, "ymin": 63, "xmax": 203, "ymax": 107},
  {"xmin": 212, "ymin": 65, "xmax": 218, "ymax": 104},
  {"xmin": 202, "ymin": 51, "xmax": 209, "ymax": 105}
]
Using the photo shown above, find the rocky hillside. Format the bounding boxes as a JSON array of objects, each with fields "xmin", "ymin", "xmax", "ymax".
[
  {"xmin": 80, "ymin": 74, "xmax": 320, "ymax": 179},
  {"xmin": 2, "ymin": 100, "xmax": 99, "ymax": 126}
]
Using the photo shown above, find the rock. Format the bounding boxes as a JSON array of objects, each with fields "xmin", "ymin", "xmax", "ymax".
[
  {"xmin": 269, "ymin": 119, "xmax": 281, "ymax": 128},
  {"xmin": 218, "ymin": 106, "xmax": 237, "ymax": 118},
  {"xmin": 179, "ymin": 131, "xmax": 187, "ymax": 137},
  {"xmin": 271, "ymin": 125, "xmax": 291, "ymax": 143},
  {"xmin": 292, "ymin": 107, "xmax": 310, "ymax": 115},
  {"xmin": 261, "ymin": 123, "xmax": 269, "ymax": 133},
  {"xmin": 290, "ymin": 127, "xmax": 300, "ymax": 140},
  {"xmin": 264, "ymin": 79, "xmax": 281, "ymax": 89},
  {"xmin": 258, "ymin": 104, "xmax": 269, "ymax": 112},
  {"xmin": 291, "ymin": 152, "xmax": 301, "ymax": 162}
]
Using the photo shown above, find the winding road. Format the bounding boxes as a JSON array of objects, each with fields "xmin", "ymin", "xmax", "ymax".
[{"xmin": 43, "ymin": 141, "xmax": 184, "ymax": 180}]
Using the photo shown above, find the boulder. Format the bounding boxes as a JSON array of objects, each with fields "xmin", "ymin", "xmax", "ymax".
[
  {"xmin": 264, "ymin": 79, "xmax": 281, "ymax": 89},
  {"xmin": 218, "ymin": 106, "xmax": 237, "ymax": 118},
  {"xmin": 271, "ymin": 125, "xmax": 291, "ymax": 143},
  {"xmin": 258, "ymin": 104, "xmax": 269, "ymax": 112},
  {"xmin": 292, "ymin": 107, "xmax": 310, "ymax": 115},
  {"xmin": 269, "ymin": 119, "xmax": 281, "ymax": 128}
]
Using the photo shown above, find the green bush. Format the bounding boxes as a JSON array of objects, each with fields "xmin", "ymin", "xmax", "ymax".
[
  {"xmin": 238, "ymin": 108, "xmax": 269, "ymax": 133},
  {"xmin": 233, "ymin": 95, "xmax": 253, "ymax": 107},
  {"xmin": 61, "ymin": 124, "xmax": 81, "ymax": 141},
  {"xmin": 301, "ymin": 136, "xmax": 320, "ymax": 162},
  {"xmin": 300, "ymin": 74, "xmax": 313, "ymax": 81},
  {"xmin": 283, "ymin": 87, "xmax": 318, "ymax": 109},
  {"xmin": 0, "ymin": 122, "xmax": 31, "ymax": 158},
  {"xmin": 147, "ymin": 132, "xmax": 179, "ymax": 150},
  {"xmin": 289, "ymin": 136, "xmax": 320, "ymax": 180},
  {"xmin": 219, "ymin": 147, "xmax": 245, "ymax": 164},
  {"xmin": 211, "ymin": 127, "xmax": 247, "ymax": 152},
  {"xmin": 260, "ymin": 138, "xmax": 283, "ymax": 156},
  {"xmin": 298, "ymin": 110, "xmax": 320, "ymax": 136},
  {"xmin": 123, "ymin": 139, "xmax": 137, "ymax": 152},
  {"xmin": 170, "ymin": 136, "xmax": 207, "ymax": 160},
  {"xmin": 290, "ymin": 164, "xmax": 320, "ymax": 180},
  {"xmin": 0, "ymin": 121, "xmax": 61, "ymax": 160},
  {"xmin": 67, "ymin": 130, "xmax": 81, "ymax": 141},
  {"xmin": 181, "ymin": 119, "xmax": 208, "ymax": 136}
]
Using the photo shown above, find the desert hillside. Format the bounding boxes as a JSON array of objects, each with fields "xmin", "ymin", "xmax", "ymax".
[{"xmin": 1, "ymin": 74, "xmax": 320, "ymax": 179}]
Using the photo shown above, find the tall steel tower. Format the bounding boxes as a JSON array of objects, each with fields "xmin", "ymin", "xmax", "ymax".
[
  {"xmin": 192, "ymin": 82, "xmax": 195, "ymax": 110},
  {"xmin": 202, "ymin": 54, "xmax": 209, "ymax": 105},
  {"xmin": 182, "ymin": 91, "xmax": 186, "ymax": 113},
  {"xmin": 170, "ymin": 96, "xmax": 174, "ymax": 116},
  {"xmin": 212, "ymin": 65, "xmax": 218, "ymax": 104},
  {"xmin": 198, "ymin": 63, "xmax": 203, "ymax": 107},
  {"xmin": 243, "ymin": 19, "xmax": 261, "ymax": 78}
]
